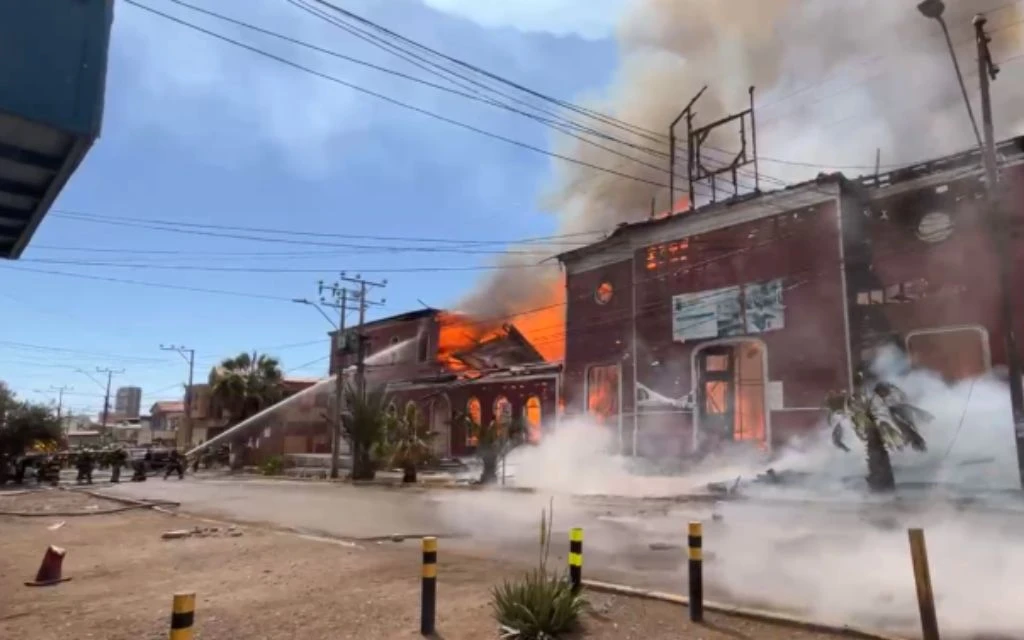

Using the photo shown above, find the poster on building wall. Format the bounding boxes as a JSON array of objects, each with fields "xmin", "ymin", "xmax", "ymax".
[
  {"xmin": 671, "ymin": 278, "xmax": 785, "ymax": 342},
  {"xmin": 744, "ymin": 278, "xmax": 786, "ymax": 333},
  {"xmin": 671, "ymin": 285, "xmax": 740, "ymax": 342}
]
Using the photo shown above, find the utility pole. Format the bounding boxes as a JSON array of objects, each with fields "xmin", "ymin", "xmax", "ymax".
[
  {"xmin": 311, "ymin": 280, "xmax": 349, "ymax": 480},
  {"xmin": 340, "ymin": 273, "xmax": 387, "ymax": 400},
  {"xmin": 96, "ymin": 367, "xmax": 123, "ymax": 428},
  {"xmin": 50, "ymin": 385, "xmax": 72, "ymax": 419},
  {"xmin": 161, "ymin": 344, "xmax": 196, "ymax": 450},
  {"xmin": 974, "ymin": 14, "xmax": 1024, "ymax": 489}
]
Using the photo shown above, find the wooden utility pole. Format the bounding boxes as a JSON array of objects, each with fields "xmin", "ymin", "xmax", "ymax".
[
  {"xmin": 96, "ymin": 367, "xmax": 123, "ymax": 428},
  {"xmin": 161, "ymin": 344, "xmax": 196, "ymax": 450},
  {"xmin": 974, "ymin": 14, "xmax": 1024, "ymax": 489},
  {"xmin": 316, "ymin": 280, "xmax": 349, "ymax": 480},
  {"xmin": 340, "ymin": 273, "xmax": 387, "ymax": 400},
  {"xmin": 49, "ymin": 385, "xmax": 72, "ymax": 419}
]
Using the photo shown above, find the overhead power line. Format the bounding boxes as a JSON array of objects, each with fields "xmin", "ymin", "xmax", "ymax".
[
  {"xmin": 52, "ymin": 210, "xmax": 608, "ymax": 247},
  {"xmin": 123, "ymin": 0, "xmax": 672, "ymax": 189}
]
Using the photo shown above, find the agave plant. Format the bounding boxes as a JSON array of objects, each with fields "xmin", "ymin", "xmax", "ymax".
[
  {"xmin": 825, "ymin": 374, "xmax": 932, "ymax": 492},
  {"xmin": 491, "ymin": 500, "xmax": 586, "ymax": 639}
]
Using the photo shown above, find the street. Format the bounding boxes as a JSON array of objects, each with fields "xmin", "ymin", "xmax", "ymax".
[{"xmin": 91, "ymin": 476, "xmax": 1024, "ymax": 639}]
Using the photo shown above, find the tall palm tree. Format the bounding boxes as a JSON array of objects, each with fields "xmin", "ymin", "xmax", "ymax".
[
  {"xmin": 384, "ymin": 402, "xmax": 435, "ymax": 483},
  {"xmin": 826, "ymin": 374, "xmax": 931, "ymax": 492},
  {"xmin": 341, "ymin": 383, "xmax": 389, "ymax": 481},
  {"xmin": 208, "ymin": 351, "xmax": 286, "ymax": 466}
]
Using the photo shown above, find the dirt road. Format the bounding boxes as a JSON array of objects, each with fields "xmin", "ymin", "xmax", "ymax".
[{"xmin": 0, "ymin": 489, "xmax": 862, "ymax": 640}]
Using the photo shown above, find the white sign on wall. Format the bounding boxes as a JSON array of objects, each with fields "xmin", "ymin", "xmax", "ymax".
[{"xmin": 671, "ymin": 278, "xmax": 786, "ymax": 343}]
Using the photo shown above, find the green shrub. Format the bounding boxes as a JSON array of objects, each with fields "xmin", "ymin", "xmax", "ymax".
[
  {"xmin": 491, "ymin": 500, "xmax": 586, "ymax": 639},
  {"xmin": 260, "ymin": 455, "xmax": 284, "ymax": 476},
  {"xmin": 492, "ymin": 569, "xmax": 586, "ymax": 639}
]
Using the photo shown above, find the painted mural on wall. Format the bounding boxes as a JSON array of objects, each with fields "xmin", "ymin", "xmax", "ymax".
[{"xmin": 672, "ymin": 278, "xmax": 786, "ymax": 342}]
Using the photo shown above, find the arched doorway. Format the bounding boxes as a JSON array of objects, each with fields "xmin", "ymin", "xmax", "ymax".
[
  {"xmin": 430, "ymin": 395, "xmax": 451, "ymax": 458},
  {"xmin": 523, "ymin": 395, "xmax": 542, "ymax": 443},
  {"xmin": 691, "ymin": 338, "xmax": 770, "ymax": 452}
]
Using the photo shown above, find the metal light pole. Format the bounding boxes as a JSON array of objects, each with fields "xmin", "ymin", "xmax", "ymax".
[
  {"xmin": 916, "ymin": 0, "xmax": 983, "ymax": 151},
  {"xmin": 920, "ymin": 2, "xmax": 1024, "ymax": 488},
  {"xmin": 161, "ymin": 344, "xmax": 196, "ymax": 449}
]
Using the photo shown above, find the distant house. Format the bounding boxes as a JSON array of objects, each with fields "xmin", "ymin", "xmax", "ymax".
[{"xmin": 147, "ymin": 401, "xmax": 183, "ymax": 445}]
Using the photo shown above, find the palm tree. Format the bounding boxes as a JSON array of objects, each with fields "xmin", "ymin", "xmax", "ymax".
[
  {"xmin": 341, "ymin": 384, "xmax": 389, "ymax": 481},
  {"xmin": 208, "ymin": 351, "xmax": 286, "ymax": 468},
  {"xmin": 826, "ymin": 375, "xmax": 932, "ymax": 492},
  {"xmin": 384, "ymin": 402, "xmax": 435, "ymax": 483},
  {"xmin": 456, "ymin": 412, "xmax": 526, "ymax": 485}
]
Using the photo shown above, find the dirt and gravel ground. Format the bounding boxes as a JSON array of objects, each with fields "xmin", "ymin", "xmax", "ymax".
[{"xmin": 0, "ymin": 489, "xmax": 868, "ymax": 639}]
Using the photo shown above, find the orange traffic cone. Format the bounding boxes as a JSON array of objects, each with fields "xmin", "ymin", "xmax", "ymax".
[{"xmin": 25, "ymin": 545, "xmax": 72, "ymax": 587}]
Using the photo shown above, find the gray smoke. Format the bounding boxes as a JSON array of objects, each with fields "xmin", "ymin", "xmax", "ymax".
[{"xmin": 459, "ymin": 0, "xmax": 1024, "ymax": 323}]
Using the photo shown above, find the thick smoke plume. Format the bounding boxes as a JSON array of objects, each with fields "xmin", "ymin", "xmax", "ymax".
[
  {"xmin": 458, "ymin": 0, "xmax": 1024, "ymax": 329},
  {"xmin": 435, "ymin": 349, "xmax": 1024, "ymax": 636}
]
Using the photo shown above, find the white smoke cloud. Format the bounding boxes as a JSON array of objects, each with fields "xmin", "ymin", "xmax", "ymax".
[
  {"xmin": 435, "ymin": 349, "xmax": 1024, "ymax": 636},
  {"xmin": 460, "ymin": 0, "xmax": 1024, "ymax": 318}
]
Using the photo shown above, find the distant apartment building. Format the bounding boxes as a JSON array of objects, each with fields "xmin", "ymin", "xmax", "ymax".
[{"xmin": 114, "ymin": 386, "xmax": 142, "ymax": 419}]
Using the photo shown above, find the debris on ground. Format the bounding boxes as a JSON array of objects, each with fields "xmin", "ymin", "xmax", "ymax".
[
  {"xmin": 47, "ymin": 520, "xmax": 66, "ymax": 531},
  {"xmin": 162, "ymin": 525, "xmax": 244, "ymax": 540}
]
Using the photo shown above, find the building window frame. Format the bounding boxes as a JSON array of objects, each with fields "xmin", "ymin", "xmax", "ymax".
[{"xmin": 905, "ymin": 324, "xmax": 991, "ymax": 377}]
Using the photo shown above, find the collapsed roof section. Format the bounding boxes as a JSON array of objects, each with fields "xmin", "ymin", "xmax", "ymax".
[{"xmin": 451, "ymin": 323, "xmax": 545, "ymax": 371}]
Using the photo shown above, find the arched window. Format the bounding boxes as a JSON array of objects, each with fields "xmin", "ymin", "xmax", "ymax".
[
  {"xmin": 494, "ymin": 395, "xmax": 512, "ymax": 427},
  {"xmin": 466, "ymin": 397, "xmax": 481, "ymax": 446},
  {"xmin": 523, "ymin": 396, "xmax": 542, "ymax": 443}
]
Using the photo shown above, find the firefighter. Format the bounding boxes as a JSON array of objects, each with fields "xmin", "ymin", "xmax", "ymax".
[
  {"xmin": 110, "ymin": 447, "xmax": 127, "ymax": 483},
  {"xmin": 164, "ymin": 449, "xmax": 185, "ymax": 480},
  {"xmin": 76, "ymin": 449, "xmax": 95, "ymax": 485}
]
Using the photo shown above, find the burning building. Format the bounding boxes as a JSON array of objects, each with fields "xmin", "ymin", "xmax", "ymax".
[
  {"xmin": 328, "ymin": 308, "xmax": 561, "ymax": 458},
  {"xmin": 557, "ymin": 137, "xmax": 1024, "ymax": 460}
]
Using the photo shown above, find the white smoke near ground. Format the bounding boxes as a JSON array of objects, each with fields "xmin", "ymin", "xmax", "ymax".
[
  {"xmin": 434, "ymin": 348, "xmax": 1024, "ymax": 636},
  {"xmin": 457, "ymin": 0, "xmax": 1024, "ymax": 322}
]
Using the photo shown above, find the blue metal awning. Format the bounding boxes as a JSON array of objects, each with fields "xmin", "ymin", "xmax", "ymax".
[{"xmin": 0, "ymin": 0, "xmax": 114, "ymax": 259}]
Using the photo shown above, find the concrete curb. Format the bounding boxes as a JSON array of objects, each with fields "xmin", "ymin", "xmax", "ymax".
[{"xmin": 581, "ymin": 579, "xmax": 908, "ymax": 640}]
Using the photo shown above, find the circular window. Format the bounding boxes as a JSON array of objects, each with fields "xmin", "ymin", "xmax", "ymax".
[
  {"xmin": 595, "ymin": 282, "xmax": 614, "ymax": 305},
  {"xmin": 916, "ymin": 211, "xmax": 953, "ymax": 243}
]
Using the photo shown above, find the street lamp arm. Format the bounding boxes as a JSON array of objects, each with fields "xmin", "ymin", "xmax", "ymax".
[{"xmin": 292, "ymin": 298, "xmax": 338, "ymax": 329}]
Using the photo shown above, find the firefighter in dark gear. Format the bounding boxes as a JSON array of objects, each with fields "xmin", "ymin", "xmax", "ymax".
[
  {"xmin": 110, "ymin": 448, "xmax": 128, "ymax": 483},
  {"xmin": 76, "ymin": 450, "xmax": 95, "ymax": 485},
  {"xmin": 164, "ymin": 449, "xmax": 185, "ymax": 480}
]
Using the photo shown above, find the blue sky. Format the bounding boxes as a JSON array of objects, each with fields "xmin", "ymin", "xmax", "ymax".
[{"xmin": 0, "ymin": 0, "xmax": 625, "ymax": 416}]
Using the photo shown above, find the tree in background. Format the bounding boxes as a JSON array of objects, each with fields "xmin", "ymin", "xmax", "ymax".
[
  {"xmin": 208, "ymin": 351, "xmax": 286, "ymax": 467},
  {"xmin": 826, "ymin": 374, "xmax": 931, "ymax": 492},
  {"xmin": 0, "ymin": 383, "xmax": 63, "ymax": 482},
  {"xmin": 383, "ymin": 402, "xmax": 435, "ymax": 483},
  {"xmin": 341, "ymin": 384, "xmax": 389, "ymax": 481}
]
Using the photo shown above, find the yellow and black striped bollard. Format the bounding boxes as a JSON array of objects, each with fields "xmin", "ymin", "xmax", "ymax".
[
  {"xmin": 169, "ymin": 592, "xmax": 196, "ymax": 640},
  {"xmin": 568, "ymin": 527, "xmax": 583, "ymax": 593},
  {"xmin": 421, "ymin": 536, "xmax": 437, "ymax": 636},
  {"xmin": 688, "ymin": 521, "xmax": 703, "ymax": 622}
]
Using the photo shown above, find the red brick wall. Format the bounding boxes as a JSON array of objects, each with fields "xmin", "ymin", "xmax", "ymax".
[
  {"xmin": 563, "ymin": 200, "xmax": 849, "ymax": 456},
  {"xmin": 853, "ymin": 164, "xmax": 1024, "ymax": 373}
]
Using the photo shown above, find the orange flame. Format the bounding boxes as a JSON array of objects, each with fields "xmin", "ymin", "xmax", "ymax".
[
  {"xmin": 438, "ymin": 275, "xmax": 566, "ymax": 371},
  {"xmin": 436, "ymin": 312, "xmax": 504, "ymax": 371},
  {"xmin": 653, "ymin": 194, "xmax": 690, "ymax": 220}
]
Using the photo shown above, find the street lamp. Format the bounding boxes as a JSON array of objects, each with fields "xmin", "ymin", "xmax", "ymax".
[
  {"xmin": 916, "ymin": 0, "xmax": 984, "ymax": 150},
  {"xmin": 292, "ymin": 297, "xmax": 338, "ymax": 329}
]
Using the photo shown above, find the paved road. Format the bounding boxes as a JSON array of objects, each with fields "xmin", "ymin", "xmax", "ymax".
[{"xmin": 93, "ymin": 477, "xmax": 1024, "ymax": 639}]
